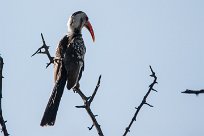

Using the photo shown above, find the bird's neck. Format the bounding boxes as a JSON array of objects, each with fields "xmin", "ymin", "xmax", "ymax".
[
  {"xmin": 68, "ymin": 27, "xmax": 82, "ymax": 36},
  {"xmin": 67, "ymin": 30, "xmax": 82, "ymax": 41}
]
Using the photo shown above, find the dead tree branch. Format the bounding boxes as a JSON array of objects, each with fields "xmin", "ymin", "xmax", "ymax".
[
  {"xmin": 122, "ymin": 65, "xmax": 158, "ymax": 136},
  {"xmin": 31, "ymin": 33, "xmax": 54, "ymax": 68},
  {"xmin": 182, "ymin": 89, "xmax": 204, "ymax": 96},
  {"xmin": 0, "ymin": 56, "xmax": 9, "ymax": 136},
  {"xmin": 75, "ymin": 75, "xmax": 104, "ymax": 136}
]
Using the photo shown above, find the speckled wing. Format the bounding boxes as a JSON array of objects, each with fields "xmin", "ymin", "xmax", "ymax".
[{"xmin": 63, "ymin": 36, "xmax": 86, "ymax": 90}]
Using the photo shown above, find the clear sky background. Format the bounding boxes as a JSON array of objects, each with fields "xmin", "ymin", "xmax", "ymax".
[{"xmin": 1, "ymin": 0, "xmax": 204, "ymax": 136}]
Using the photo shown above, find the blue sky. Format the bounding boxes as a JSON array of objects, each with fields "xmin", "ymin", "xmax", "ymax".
[{"xmin": 1, "ymin": 0, "xmax": 204, "ymax": 136}]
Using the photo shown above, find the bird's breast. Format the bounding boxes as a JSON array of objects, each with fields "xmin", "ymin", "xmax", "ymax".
[{"xmin": 65, "ymin": 38, "xmax": 86, "ymax": 62}]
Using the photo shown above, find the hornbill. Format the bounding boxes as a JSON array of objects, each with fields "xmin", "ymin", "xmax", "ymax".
[{"xmin": 40, "ymin": 11, "xmax": 95, "ymax": 126}]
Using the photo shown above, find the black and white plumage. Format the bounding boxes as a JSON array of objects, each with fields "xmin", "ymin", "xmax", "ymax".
[{"xmin": 40, "ymin": 11, "xmax": 95, "ymax": 126}]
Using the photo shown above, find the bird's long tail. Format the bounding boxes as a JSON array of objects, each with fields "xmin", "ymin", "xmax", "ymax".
[{"xmin": 40, "ymin": 78, "xmax": 66, "ymax": 126}]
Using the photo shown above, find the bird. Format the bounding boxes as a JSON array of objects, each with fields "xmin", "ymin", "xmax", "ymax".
[{"xmin": 40, "ymin": 11, "xmax": 95, "ymax": 126}]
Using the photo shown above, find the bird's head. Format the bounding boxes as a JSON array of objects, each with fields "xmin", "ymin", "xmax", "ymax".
[{"xmin": 67, "ymin": 11, "xmax": 95, "ymax": 42}]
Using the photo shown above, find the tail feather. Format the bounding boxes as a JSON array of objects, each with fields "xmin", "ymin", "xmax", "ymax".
[{"xmin": 40, "ymin": 77, "xmax": 66, "ymax": 126}]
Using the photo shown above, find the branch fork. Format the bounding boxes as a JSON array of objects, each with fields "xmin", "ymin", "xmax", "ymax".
[
  {"xmin": 31, "ymin": 33, "xmax": 54, "ymax": 68},
  {"xmin": 75, "ymin": 75, "xmax": 104, "ymax": 136}
]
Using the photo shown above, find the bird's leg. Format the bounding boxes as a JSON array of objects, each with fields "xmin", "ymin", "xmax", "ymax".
[
  {"xmin": 73, "ymin": 83, "xmax": 80, "ymax": 93},
  {"xmin": 73, "ymin": 85, "xmax": 90, "ymax": 102}
]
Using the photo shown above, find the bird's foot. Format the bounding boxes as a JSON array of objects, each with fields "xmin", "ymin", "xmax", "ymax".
[
  {"xmin": 73, "ymin": 87, "xmax": 90, "ymax": 101},
  {"xmin": 73, "ymin": 83, "xmax": 80, "ymax": 92}
]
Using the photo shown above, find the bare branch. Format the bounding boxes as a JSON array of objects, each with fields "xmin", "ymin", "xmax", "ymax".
[
  {"xmin": 0, "ymin": 56, "xmax": 9, "ymax": 136},
  {"xmin": 181, "ymin": 89, "xmax": 204, "ymax": 96},
  {"xmin": 75, "ymin": 75, "xmax": 104, "ymax": 136},
  {"xmin": 31, "ymin": 33, "xmax": 54, "ymax": 68},
  {"xmin": 89, "ymin": 75, "xmax": 101, "ymax": 104},
  {"xmin": 122, "ymin": 65, "xmax": 158, "ymax": 136},
  {"xmin": 0, "ymin": 56, "xmax": 3, "ymax": 98}
]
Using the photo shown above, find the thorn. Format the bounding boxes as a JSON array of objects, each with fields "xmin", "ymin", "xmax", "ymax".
[
  {"xmin": 99, "ymin": 75, "xmax": 102, "ymax": 80},
  {"xmin": 135, "ymin": 107, "xmax": 138, "ymax": 109},
  {"xmin": 149, "ymin": 65, "xmax": 152, "ymax": 70},
  {"xmin": 88, "ymin": 124, "xmax": 94, "ymax": 130},
  {"xmin": 46, "ymin": 62, "xmax": 52, "ymax": 68},
  {"xmin": 75, "ymin": 105, "xmax": 85, "ymax": 108},
  {"xmin": 145, "ymin": 102, "xmax": 153, "ymax": 107},
  {"xmin": 126, "ymin": 128, "xmax": 130, "ymax": 132},
  {"xmin": 152, "ymin": 88, "xmax": 158, "ymax": 92},
  {"xmin": 94, "ymin": 115, "xmax": 98, "ymax": 117}
]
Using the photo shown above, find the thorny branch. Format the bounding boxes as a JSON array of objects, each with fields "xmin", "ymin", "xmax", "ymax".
[
  {"xmin": 122, "ymin": 66, "xmax": 158, "ymax": 136},
  {"xmin": 182, "ymin": 89, "xmax": 204, "ymax": 96},
  {"xmin": 31, "ymin": 33, "xmax": 54, "ymax": 68},
  {"xmin": 75, "ymin": 75, "xmax": 104, "ymax": 136},
  {"xmin": 0, "ymin": 56, "xmax": 9, "ymax": 136}
]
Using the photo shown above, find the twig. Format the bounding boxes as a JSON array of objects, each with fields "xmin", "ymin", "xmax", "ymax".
[
  {"xmin": 75, "ymin": 75, "xmax": 104, "ymax": 136},
  {"xmin": 31, "ymin": 33, "xmax": 54, "ymax": 68},
  {"xmin": 122, "ymin": 65, "xmax": 158, "ymax": 136},
  {"xmin": 88, "ymin": 124, "xmax": 94, "ymax": 130},
  {"xmin": 89, "ymin": 75, "xmax": 101, "ymax": 104},
  {"xmin": 0, "ymin": 56, "xmax": 9, "ymax": 136},
  {"xmin": 181, "ymin": 89, "xmax": 204, "ymax": 96}
]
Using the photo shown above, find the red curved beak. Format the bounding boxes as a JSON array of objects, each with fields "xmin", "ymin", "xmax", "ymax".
[{"xmin": 85, "ymin": 20, "xmax": 95, "ymax": 42}]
